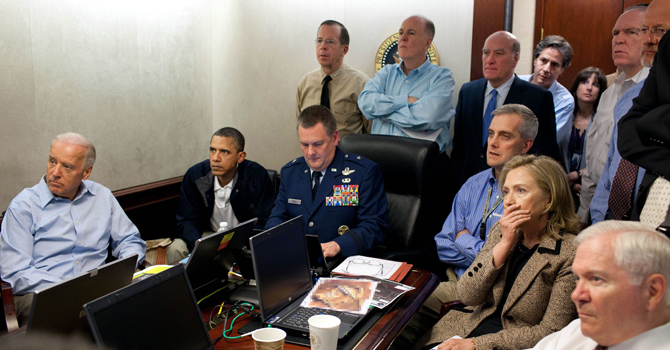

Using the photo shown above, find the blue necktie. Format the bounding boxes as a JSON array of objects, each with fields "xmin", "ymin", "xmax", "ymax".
[
  {"xmin": 312, "ymin": 171, "xmax": 322, "ymax": 199},
  {"xmin": 483, "ymin": 89, "xmax": 498, "ymax": 146}
]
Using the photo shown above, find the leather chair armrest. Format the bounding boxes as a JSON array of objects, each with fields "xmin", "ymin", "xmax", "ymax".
[
  {"xmin": 0, "ymin": 278, "xmax": 19, "ymax": 333},
  {"xmin": 439, "ymin": 300, "xmax": 464, "ymax": 319}
]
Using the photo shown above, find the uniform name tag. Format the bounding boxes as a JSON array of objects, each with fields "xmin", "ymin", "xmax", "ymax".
[
  {"xmin": 288, "ymin": 198, "xmax": 301, "ymax": 205},
  {"xmin": 326, "ymin": 185, "xmax": 359, "ymax": 206}
]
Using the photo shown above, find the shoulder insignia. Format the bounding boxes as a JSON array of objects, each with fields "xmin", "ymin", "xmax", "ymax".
[
  {"xmin": 345, "ymin": 154, "xmax": 349, "ymax": 158},
  {"xmin": 357, "ymin": 156, "xmax": 361, "ymax": 160},
  {"xmin": 331, "ymin": 168, "xmax": 337, "ymax": 172}
]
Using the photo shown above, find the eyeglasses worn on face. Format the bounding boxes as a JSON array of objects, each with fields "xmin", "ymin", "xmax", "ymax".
[
  {"xmin": 637, "ymin": 27, "xmax": 668, "ymax": 39},
  {"xmin": 315, "ymin": 39, "xmax": 338, "ymax": 47}
]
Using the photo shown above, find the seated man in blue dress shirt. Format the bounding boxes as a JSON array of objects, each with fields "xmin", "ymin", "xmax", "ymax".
[
  {"xmin": 266, "ymin": 105, "xmax": 388, "ymax": 258},
  {"xmin": 519, "ymin": 35, "xmax": 575, "ymax": 145},
  {"xmin": 0, "ymin": 132, "xmax": 146, "ymax": 325},
  {"xmin": 424, "ymin": 104, "xmax": 538, "ymax": 316},
  {"xmin": 358, "ymin": 15, "xmax": 455, "ymax": 154}
]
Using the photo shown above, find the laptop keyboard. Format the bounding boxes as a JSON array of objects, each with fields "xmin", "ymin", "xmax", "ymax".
[{"xmin": 281, "ymin": 307, "xmax": 340, "ymax": 330}]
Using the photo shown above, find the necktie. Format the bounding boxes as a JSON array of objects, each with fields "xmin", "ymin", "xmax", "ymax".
[
  {"xmin": 321, "ymin": 75, "xmax": 333, "ymax": 109},
  {"xmin": 608, "ymin": 159, "xmax": 639, "ymax": 220},
  {"xmin": 482, "ymin": 89, "xmax": 498, "ymax": 146},
  {"xmin": 640, "ymin": 177, "xmax": 670, "ymax": 228},
  {"xmin": 312, "ymin": 171, "xmax": 322, "ymax": 199}
]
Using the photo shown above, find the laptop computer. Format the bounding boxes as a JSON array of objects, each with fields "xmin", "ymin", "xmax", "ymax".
[
  {"xmin": 84, "ymin": 264, "xmax": 214, "ymax": 350},
  {"xmin": 185, "ymin": 217, "xmax": 257, "ymax": 298},
  {"xmin": 27, "ymin": 254, "xmax": 138, "ymax": 338},
  {"xmin": 249, "ymin": 216, "xmax": 364, "ymax": 341}
]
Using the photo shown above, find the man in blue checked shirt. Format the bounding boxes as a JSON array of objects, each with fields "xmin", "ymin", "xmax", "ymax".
[
  {"xmin": 424, "ymin": 104, "xmax": 538, "ymax": 317},
  {"xmin": 358, "ymin": 15, "xmax": 455, "ymax": 154},
  {"xmin": 0, "ymin": 132, "xmax": 146, "ymax": 326}
]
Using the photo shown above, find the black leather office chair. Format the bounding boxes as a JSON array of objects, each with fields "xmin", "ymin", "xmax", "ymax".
[{"xmin": 338, "ymin": 134, "xmax": 453, "ymax": 271}]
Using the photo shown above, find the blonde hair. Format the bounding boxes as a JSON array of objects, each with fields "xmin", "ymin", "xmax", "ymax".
[{"xmin": 499, "ymin": 155, "xmax": 579, "ymax": 239}]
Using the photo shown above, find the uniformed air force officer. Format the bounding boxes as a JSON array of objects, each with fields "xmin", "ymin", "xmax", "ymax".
[{"xmin": 266, "ymin": 105, "xmax": 389, "ymax": 258}]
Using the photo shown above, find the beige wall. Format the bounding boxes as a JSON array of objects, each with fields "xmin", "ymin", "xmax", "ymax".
[
  {"xmin": 513, "ymin": 0, "xmax": 537, "ymax": 75},
  {"xmin": 211, "ymin": 0, "xmax": 475, "ymax": 172},
  {"xmin": 2, "ymin": 0, "xmax": 541, "ymax": 210},
  {"xmin": 1, "ymin": 0, "xmax": 213, "ymax": 209}
]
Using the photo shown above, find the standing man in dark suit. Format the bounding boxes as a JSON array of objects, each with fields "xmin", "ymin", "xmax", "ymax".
[
  {"xmin": 619, "ymin": 0, "xmax": 670, "ymax": 231},
  {"xmin": 266, "ymin": 105, "xmax": 388, "ymax": 258},
  {"xmin": 451, "ymin": 31, "xmax": 560, "ymax": 187}
]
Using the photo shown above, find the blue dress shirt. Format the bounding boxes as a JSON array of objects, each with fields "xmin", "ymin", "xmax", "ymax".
[
  {"xmin": 520, "ymin": 74, "xmax": 575, "ymax": 142},
  {"xmin": 434, "ymin": 168, "xmax": 503, "ymax": 278},
  {"xmin": 358, "ymin": 59, "xmax": 455, "ymax": 153},
  {"xmin": 590, "ymin": 80, "xmax": 647, "ymax": 224},
  {"xmin": 0, "ymin": 177, "xmax": 146, "ymax": 294}
]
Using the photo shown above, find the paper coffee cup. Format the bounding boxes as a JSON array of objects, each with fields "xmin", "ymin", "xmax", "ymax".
[
  {"xmin": 252, "ymin": 327, "xmax": 286, "ymax": 350},
  {"xmin": 308, "ymin": 315, "xmax": 341, "ymax": 350}
]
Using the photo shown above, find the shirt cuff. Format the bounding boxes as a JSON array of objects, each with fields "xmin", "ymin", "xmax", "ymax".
[{"xmin": 454, "ymin": 231, "xmax": 478, "ymax": 253}]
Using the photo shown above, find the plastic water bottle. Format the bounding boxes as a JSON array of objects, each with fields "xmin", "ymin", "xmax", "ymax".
[{"xmin": 216, "ymin": 222, "xmax": 229, "ymax": 234}]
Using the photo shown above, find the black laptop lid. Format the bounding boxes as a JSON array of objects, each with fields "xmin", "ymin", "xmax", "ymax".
[
  {"xmin": 185, "ymin": 217, "xmax": 257, "ymax": 290},
  {"xmin": 84, "ymin": 264, "xmax": 213, "ymax": 350},
  {"xmin": 250, "ymin": 216, "xmax": 313, "ymax": 322},
  {"xmin": 27, "ymin": 254, "xmax": 138, "ymax": 337}
]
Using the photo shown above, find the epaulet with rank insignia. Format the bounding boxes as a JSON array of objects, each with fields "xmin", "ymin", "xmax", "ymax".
[
  {"xmin": 343, "ymin": 153, "xmax": 373, "ymax": 169},
  {"xmin": 282, "ymin": 157, "xmax": 305, "ymax": 170}
]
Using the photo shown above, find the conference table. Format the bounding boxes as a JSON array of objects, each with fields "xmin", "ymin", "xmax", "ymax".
[{"xmin": 206, "ymin": 268, "xmax": 439, "ymax": 350}]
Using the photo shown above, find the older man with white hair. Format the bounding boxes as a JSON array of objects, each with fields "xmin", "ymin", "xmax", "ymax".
[
  {"xmin": 529, "ymin": 220, "xmax": 670, "ymax": 349},
  {"xmin": 0, "ymin": 132, "xmax": 146, "ymax": 325}
]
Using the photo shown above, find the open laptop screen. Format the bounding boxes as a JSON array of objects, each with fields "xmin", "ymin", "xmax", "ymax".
[
  {"xmin": 27, "ymin": 254, "xmax": 138, "ymax": 338},
  {"xmin": 84, "ymin": 265, "xmax": 213, "ymax": 350},
  {"xmin": 251, "ymin": 216, "xmax": 313, "ymax": 322}
]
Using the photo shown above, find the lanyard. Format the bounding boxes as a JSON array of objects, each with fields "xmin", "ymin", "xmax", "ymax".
[{"xmin": 480, "ymin": 184, "xmax": 504, "ymax": 240}]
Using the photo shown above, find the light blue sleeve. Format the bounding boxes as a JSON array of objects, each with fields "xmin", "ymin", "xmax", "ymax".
[
  {"xmin": 0, "ymin": 203, "xmax": 61, "ymax": 294},
  {"xmin": 590, "ymin": 127, "xmax": 617, "ymax": 224},
  {"xmin": 358, "ymin": 66, "xmax": 408, "ymax": 120},
  {"xmin": 385, "ymin": 69, "xmax": 456, "ymax": 131}
]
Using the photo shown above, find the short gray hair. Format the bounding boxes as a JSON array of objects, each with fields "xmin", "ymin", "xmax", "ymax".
[
  {"xmin": 52, "ymin": 132, "xmax": 96, "ymax": 167},
  {"xmin": 492, "ymin": 104, "xmax": 539, "ymax": 141},
  {"xmin": 407, "ymin": 15, "xmax": 435, "ymax": 39},
  {"xmin": 576, "ymin": 221, "xmax": 670, "ymax": 304}
]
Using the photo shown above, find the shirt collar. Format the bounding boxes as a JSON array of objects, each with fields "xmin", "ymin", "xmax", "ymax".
[
  {"xmin": 486, "ymin": 168, "xmax": 499, "ymax": 187},
  {"xmin": 214, "ymin": 170, "xmax": 238, "ymax": 192},
  {"xmin": 37, "ymin": 176, "xmax": 93, "ymax": 208},
  {"xmin": 615, "ymin": 66, "xmax": 650, "ymax": 86},
  {"xmin": 397, "ymin": 58, "xmax": 432, "ymax": 77},
  {"xmin": 486, "ymin": 74, "xmax": 516, "ymax": 98},
  {"xmin": 320, "ymin": 64, "xmax": 345, "ymax": 83}
]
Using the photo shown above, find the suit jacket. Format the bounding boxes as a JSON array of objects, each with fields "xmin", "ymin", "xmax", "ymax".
[
  {"xmin": 420, "ymin": 224, "xmax": 577, "ymax": 350},
  {"xmin": 618, "ymin": 34, "xmax": 670, "ymax": 180},
  {"xmin": 265, "ymin": 147, "xmax": 389, "ymax": 257},
  {"xmin": 452, "ymin": 76, "xmax": 561, "ymax": 186},
  {"xmin": 175, "ymin": 159, "xmax": 275, "ymax": 250}
]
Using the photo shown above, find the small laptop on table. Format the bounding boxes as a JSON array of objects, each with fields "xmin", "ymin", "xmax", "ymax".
[
  {"xmin": 185, "ymin": 217, "xmax": 257, "ymax": 299},
  {"xmin": 242, "ymin": 216, "xmax": 364, "ymax": 342},
  {"xmin": 84, "ymin": 264, "xmax": 214, "ymax": 350},
  {"xmin": 27, "ymin": 254, "xmax": 138, "ymax": 338}
]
